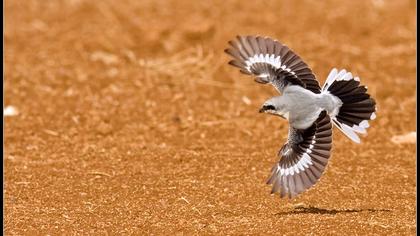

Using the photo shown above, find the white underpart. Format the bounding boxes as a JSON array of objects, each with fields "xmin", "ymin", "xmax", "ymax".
[
  {"xmin": 244, "ymin": 53, "xmax": 295, "ymax": 75},
  {"xmin": 319, "ymin": 90, "xmax": 342, "ymax": 118},
  {"xmin": 283, "ymin": 111, "xmax": 290, "ymax": 120},
  {"xmin": 277, "ymin": 153, "xmax": 313, "ymax": 176}
]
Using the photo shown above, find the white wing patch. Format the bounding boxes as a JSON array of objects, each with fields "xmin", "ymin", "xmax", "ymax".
[
  {"xmin": 276, "ymin": 153, "xmax": 313, "ymax": 177},
  {"xmin": 257, "ymin": 73, "xmax": 270, "ymax": 79},
  {"xmin": 245, "ymin": 53, "xmax": 296, "ymax": 75},
  {"xmin": 245, "ymin": 53, "xmax": 281, "ymax": 69}
]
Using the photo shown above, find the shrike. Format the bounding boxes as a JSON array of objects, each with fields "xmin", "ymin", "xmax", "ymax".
[{"xmin": 225, "ymin": 35, "xmax": 376, "ymax": 198}]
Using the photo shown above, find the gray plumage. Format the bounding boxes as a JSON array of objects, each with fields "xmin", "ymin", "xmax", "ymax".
[
  {"xmin": 225, "ymin": 35, "xmax": 377, "ymax": 198},
  {"xmin": 261, "ymin": 85, "xmax": 341, "ymax": 130}
]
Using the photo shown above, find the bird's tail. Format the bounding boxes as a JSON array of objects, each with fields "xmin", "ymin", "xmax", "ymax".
[{"xmin": 322, "ymin": 68, "xmax": 376, "ymax": 143}]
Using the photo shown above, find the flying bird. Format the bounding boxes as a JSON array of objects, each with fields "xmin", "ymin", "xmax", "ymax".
[{"xmin": 225, "ymin": 35, "xmax": 376, "ymax": 198}]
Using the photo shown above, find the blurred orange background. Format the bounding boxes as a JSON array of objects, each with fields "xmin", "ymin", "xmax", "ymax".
[{"xmin": 4, "ymin": 0, "xmax": 416, "ymax": 234}]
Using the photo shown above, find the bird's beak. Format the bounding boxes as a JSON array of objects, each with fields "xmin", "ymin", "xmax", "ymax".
[{"xmin": 259, "ymin": 107, "xmax": 266, "ymax": 113}]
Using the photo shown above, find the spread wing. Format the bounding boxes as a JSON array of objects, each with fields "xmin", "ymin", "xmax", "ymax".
[
  {"xmin": 225, "ymin": 35, "xmax": 321, "ymax": 94},
  {"xmin": 267, "ymin": 111, "xmax": 332, "ymax": 198}
]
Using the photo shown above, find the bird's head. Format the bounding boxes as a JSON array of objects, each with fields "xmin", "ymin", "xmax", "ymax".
[{"xmin": 259, "ymin": 98, "xmax": 289, "ymax": 120}]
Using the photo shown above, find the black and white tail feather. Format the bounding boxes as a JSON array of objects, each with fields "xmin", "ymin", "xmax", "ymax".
[{"xmin": 322, "ymin": 68, "xmax": 377, "ymax": 143}]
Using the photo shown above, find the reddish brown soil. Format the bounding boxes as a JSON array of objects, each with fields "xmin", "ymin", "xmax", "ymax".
[{"xmin": 4, "ymin": 0, "xmax": 416, "ymax": 235}]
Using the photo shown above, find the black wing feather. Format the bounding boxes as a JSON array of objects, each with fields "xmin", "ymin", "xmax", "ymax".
[
  {"xmin": 225, "ymin": 35, "xmax": 321, "ymax": 94},
  {"xmin": 267, "ymin": 111, "xmax": 333, "ymax": 198}
]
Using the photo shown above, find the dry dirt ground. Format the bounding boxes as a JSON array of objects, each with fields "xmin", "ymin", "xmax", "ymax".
[{"xmin": 4, "ymin": 0, "xmax": 416, "ymax": 235}]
